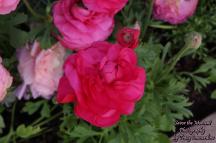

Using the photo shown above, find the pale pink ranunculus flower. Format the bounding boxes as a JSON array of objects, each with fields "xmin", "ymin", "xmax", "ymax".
[
  {"xmin": 0, "ymin": 57, "xmax": 13, "ymax": 102},
  {"xmin": 0, "ymin": 0, "xmax": 20, "ymax": 15},
  {"xmin": 153, "ymin": 0, "xmax": 199, "ymax": 24},
  {"xmin": 53, "ymin": 0, "xmax": 114, "ymax": 50},
  {"xmin": 16, "ymin": 41, "xmax": 66, "ymax": 100}
]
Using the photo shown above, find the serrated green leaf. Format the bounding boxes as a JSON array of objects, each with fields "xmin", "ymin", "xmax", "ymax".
[
  {"xmin": 16, "ymin": 124, "xmax": 41, "ymax": 138},
  {"xmin": 22, "ymin": 101, "xmax": 43, "ymax": 115}
]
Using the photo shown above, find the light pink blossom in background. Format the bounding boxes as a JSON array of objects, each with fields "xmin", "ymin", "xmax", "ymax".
[
  {"xmin": 82, "ymin": 0, "xmax": 128, "ymax": 14},
  {"xmin": 53, "ymin": 0, "xmax": 114, "ymax": 50},
  {"xmin": 16, "ymin": 41, "xmax": 66, "ymax": 100},
  {"xmin": 0, "ymin": 0, "xmax": 20, "ymax": 15},
  {"xmin": 0, "ymin": 57, "xmax": 13, "ymax": 102},
  {"xmin": 153, "ymin": 0, "xmax": 199, "ymax": 24}
]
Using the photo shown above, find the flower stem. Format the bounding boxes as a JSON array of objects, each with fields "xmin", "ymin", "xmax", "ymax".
[
  {"xmin": 141, "ymin": 0, "xmax": 154, "ymax": 38},
  {"xmin": 149, "ymin": 24, "xmax": 176, "ymax": 29},
  {"xmin": 22, "ymin": 0, "xmax": 45, "ymax": 19},
  {"xmin": 36, "ymin": 111, "xmax": 63, "ymax": 127},
  {"xmin": 10, "ymin": 102, "xmax": 17, "ymax": 130},
  {"xmin": 168, "ymin": 45, "xmax": 189, "ymax": 72}
]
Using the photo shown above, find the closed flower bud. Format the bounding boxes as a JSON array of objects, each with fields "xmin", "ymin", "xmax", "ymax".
[{"xmin": 185, "ymin": 32, "xmax": 202, "ymax": 49}]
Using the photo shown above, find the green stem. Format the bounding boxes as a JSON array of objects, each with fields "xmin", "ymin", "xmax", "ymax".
[
  {"xmin": 10, "ymin": 102, "xmax": 17, "ymax": 130},
  {"xmin": 17, "ymin": 128, "xmax": 53, "ymax": 143},
  {"xmin": 22, "ymin": 0, "xmax": 45, "ymax": 19},
  {"xmin": 36, "ymin": 111, "xmax": 63, "ymax": 127},
  {"xmin": 149, "ymin": 24, "xmax": 176, "ymax": 29},
  {"xmin": 141, "ymin": 0, "xmax": 154, "ymax": 38},
  {"xmin": 3, "ymin": 103, "xmax": 17, "ymax": 143},
  {"xmin": 168, "ymin": 44, "xmax": 189, "ymax": 72},
  {"xmin": 32, "ymin": 105, "xmax": 57, "ymax": 126},
  {"xmin": 98, "ymin": 134, "xmax": 103, "ymax": 143}
]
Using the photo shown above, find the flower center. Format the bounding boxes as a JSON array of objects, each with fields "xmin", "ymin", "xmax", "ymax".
[{"xmin": 123, "ymin": 33, "xmax": 133, "ymax": 43}]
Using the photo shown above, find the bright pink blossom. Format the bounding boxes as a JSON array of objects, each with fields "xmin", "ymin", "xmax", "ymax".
[
  {"xmin": 0, "ymin": 57, "xmax": 13, "ymax": 102},
  {"xmin": 53, "ymin": 0, "xmax": 114, "ymax": 50},
  {"xmin": 116, "ymin": 24, "xmax": 140, "ymax": 49},
  {"xmin": 0, "ymin": 0, "xmax": 20, "ymax": 15},
  {"xmin": 16, "ymin": 41, "xmax": 66, "ymax": 100},
  {"xmin": 57, "ymin": 42, "xmax": 146, "ymax": 127},
  {"xmin": 82, "ymin": 0, "xmax": 128, "ymax": 14},
  {"xmin": 153, "ymin": 0, "xmax": 199, "ymax": 24}
]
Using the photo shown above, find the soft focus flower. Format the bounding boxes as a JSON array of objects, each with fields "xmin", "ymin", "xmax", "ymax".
[
  {"xmin": 0, "ymin": 57, "xmax": 13, "ymax": 102},
  {"xmin": 53, "ymin": 0, "xmax": 114, "ymax": 50},
  {"xmin": 153, "ymin": 0, "xmax": 199, "ymax": 24},
  {"xmin": 0, "ymin": 0, "xmax": 20, "ymax": 15},
  {"xmin": 82, "ymin": 0, "xmax": 128, "ymax": 14},
  {"xmin": 116, "ymin": 23, "xmax": 140, "ymax": 49},
  {"xmin": 57, "ymin": 42, "xmax": 146, "ymax": 127},
  {"xmin": 16, "ymin": 41, "xmax": 66, "ymax": 100}
]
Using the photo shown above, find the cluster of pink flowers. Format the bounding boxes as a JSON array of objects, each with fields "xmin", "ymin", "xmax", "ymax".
[
  {"xmin": 0, "ymin": 0, "xmax": 199, "ymax": 127},
  {"xmin": 53, "ymin": 0, "xmax": 146, "ymax": 127}
]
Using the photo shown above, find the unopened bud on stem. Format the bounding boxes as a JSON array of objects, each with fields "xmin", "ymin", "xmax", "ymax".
[{"xmin": 185, "ymin": 32, "xmax": 202, "ymax": 49}]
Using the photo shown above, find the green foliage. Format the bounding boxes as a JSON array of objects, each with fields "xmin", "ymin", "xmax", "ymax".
[
  {"xmin": 0, "ymin": 115, "xmax": 5, "ymax": 134},
  {"xmin": 0, "ymin": 13, "xmax": 28, "ymax": 48},
  {"xmin": 211, "ymin": 90, "xmax": 216, "ymax": 99},
  {"xmin": 22, "ymin": 101, "xmax": 51, "ymax": 118},
  {"xmin": 16, "ymin": 124, "xmax": 41, "ymax": 138}
]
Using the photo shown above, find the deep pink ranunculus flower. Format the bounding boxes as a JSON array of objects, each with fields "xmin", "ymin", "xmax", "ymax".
[
  {"xmin": 82, "ymin": 0, "xmax": 128, "ymax": 14},
  {"xmin": 153, "ymin": 0, "xmax": 199, "ymax": 24},
  {"xmin": 0, "ymin": 0, "xmax": 20, "ymax": 15},
  {"xmin": 16, "ymin": 41, "xmax": 66, "ymax": 100},
  {"xmin": 57, "ymin": 42, "xmax": 146, "ymax": 127},
  {"xmin": 116, "ymin": 24, "xmax": 140, "ymax": 49},
  {"xmin": 53, "ymin": 0, "xmax": 114, "ymax": 50},
  {"xmin": 0, "ymin": 57, "xmax": 13, "ymax": 102}
]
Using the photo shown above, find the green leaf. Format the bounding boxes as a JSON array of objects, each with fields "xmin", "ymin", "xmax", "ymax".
[
  {"xmin": 9, "ymin": 13, "xmax": 28, "ymax": 25},
  {"xmin": 22, "ymin": 101, "xmax": 43, "ymax": 115},
  {"xmin": 156, "ymin": 133, "xmax": 170, "ymax": 143},
  {"xmin": 0, "ymin": 115, "xmax": 5, "ymax": 134},
  {"xmin": 157, "ymin": 115, "xmax": 173, "ymax": 131},
  {"xmin": 9, "ymin": 27, "xmax": 28, "ymax": 48},
  {"xmin": 108, "ymin": 135, "xmax": 121, "ymax": 143},
  {"xmin": 69, "ymin": 126, "xmax": 99, "ymax": 138},
  {"xmin": 208, "ymin": 69, "xmax": 216, "ymax": 82},
  {"xmin": 211, "ymin": 90, "xmax": 216, "ymax": 99},
  {"xmin": 16, "ymin": 124, "xmax": 41, "ymax": 138},
  {"xmin": 40, "ymin": 103, "xmax": 51, "ymax": 118}
]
